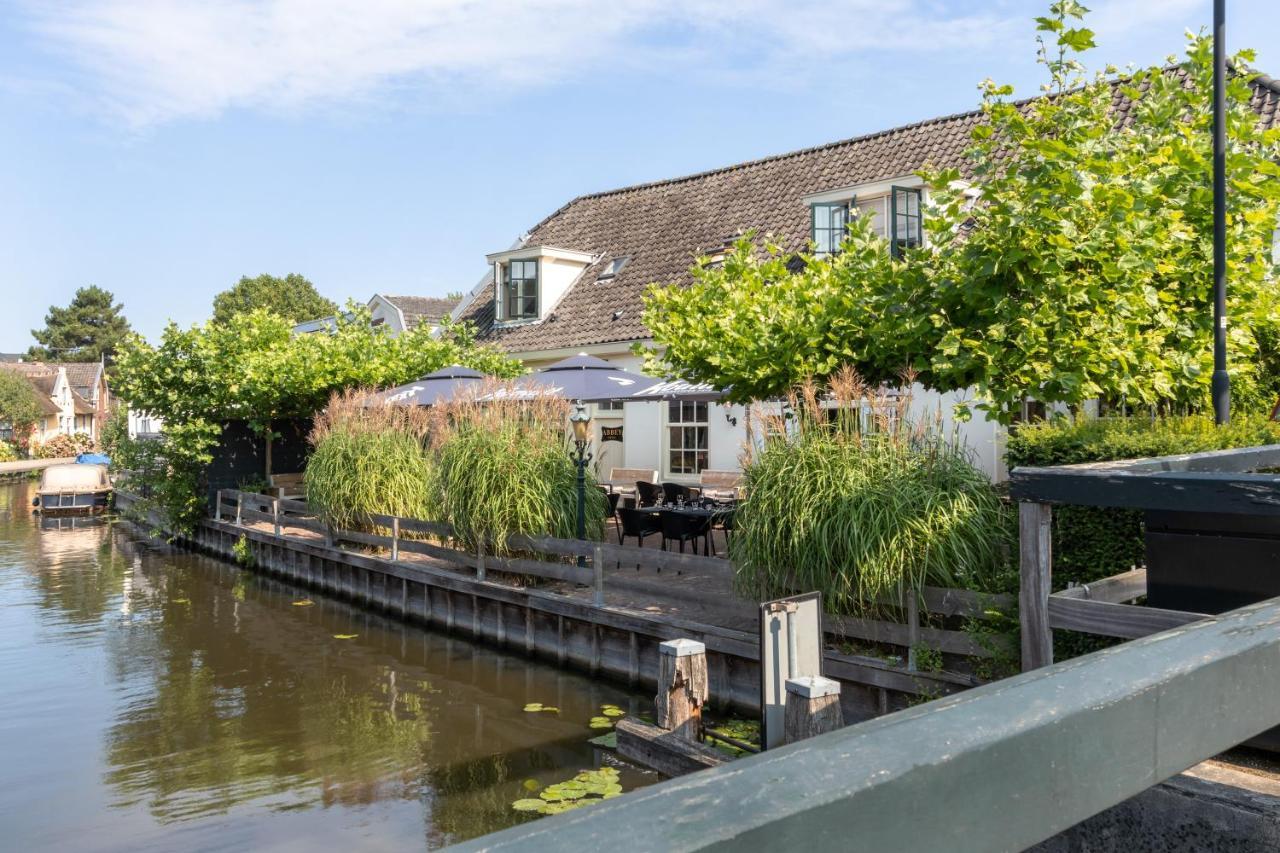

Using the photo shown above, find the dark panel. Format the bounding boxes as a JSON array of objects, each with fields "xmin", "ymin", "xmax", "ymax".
[{"xmin": 1145, "ymin": 529, "xmax": 1280, "ymax": 613}]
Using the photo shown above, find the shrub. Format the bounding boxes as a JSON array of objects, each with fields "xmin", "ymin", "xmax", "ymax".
[
  {"xmin": 0, "ymin": 440, "xmax": 16, "ymax": 463},
  {"xmin": 306, "ymin": 393, "xmax": 438, "ymax": 532},
  {"xmin": 730, "ymin": 369, "xmax": 1009, "ymax": 615},
  {"xmin": 34, "ymin": 432, "xmax": 95, "ymax": 459},
  {"xmin": 1005, "ymin": 413, "xmax": 1280, "ymax": 590}
]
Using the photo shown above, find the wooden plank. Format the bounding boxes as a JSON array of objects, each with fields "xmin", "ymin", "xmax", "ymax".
[
  {"xmin": 1046, "ymin": 597, "xmax": 1209, "ymax": 640},
  {"xmin": 1054, "ymin": 569, "xmax": 1147, "ymax": 604},
  {"xmin": 615, "ymin": 718, "xmax": 728, "ymax": 778},
  {"xmin": 394, "ymin": 537, "xmax": 476, "ymax": 567},
  {"xmin": 1019, "ymin": 501, "xmax": 1054, "ymax": 672},
  {"xmin": 512, "ymin": 533, "xmax": 734, "ymax": 576},
  {"xmin": 1009, "ymin": 467, "xmax": 1280, "ymax": 516},
  {"xmin": 918, "ymin": 586, "xmax": 1015, "ymax": 618},
  {"xmin": 824, "ymin": 614, "xmax": 999, "ymax": 659},
  {"xmin": 486, "ymin": 554, "xmax": 592, "ymax": 586}
]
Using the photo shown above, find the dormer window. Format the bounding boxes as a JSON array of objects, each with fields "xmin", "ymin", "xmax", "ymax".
[
  {"xmin": 504, "ymin": 259, "xmax": 539, "ymax": 320},
  {"xmin": 812, "ymin": 202, "xmax": 850, "ymax": 255},
  {"xmin": 890, "ymin": 186, "xmax": 923, "ymax": 258},
  {"xmin": 806, "ymin": 177, "xmax": 927, "ymax": 258}
]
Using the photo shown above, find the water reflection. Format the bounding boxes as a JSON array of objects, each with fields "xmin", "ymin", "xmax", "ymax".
[{"xmin": 0, "ymin": 481, "xmax": 652, "ymax": 851}]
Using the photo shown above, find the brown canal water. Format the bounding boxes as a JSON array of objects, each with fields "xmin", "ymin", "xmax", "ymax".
[{"xmin": 0, "ymin": 481, "xmax": 655, "ymax": 851}]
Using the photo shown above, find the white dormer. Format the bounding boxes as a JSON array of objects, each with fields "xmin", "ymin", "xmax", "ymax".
[
  {"xmin": 804, "ymin": 174, "xmax": 928, "ymax": 258},
  {"xmin": 485, "ymin": 245, "xmax": 596, "ymax": 326}
]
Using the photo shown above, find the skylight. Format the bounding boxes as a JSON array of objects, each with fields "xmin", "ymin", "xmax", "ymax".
[{"xmin": 597, "ymin": 256, "xmax": 629, "ymax": 280}]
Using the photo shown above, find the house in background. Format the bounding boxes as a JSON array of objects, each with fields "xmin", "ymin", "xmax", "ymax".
[
  {"xmin": 293, "ymin": 294, "xmax": 461, "ymax": 337},
  {"xmin": 0, "ymin": 361, "xmax": 111, "ymax": 445},
  {"xmin": 452, "ymin": 74, "xmax": 1280, "ymax": 483}
]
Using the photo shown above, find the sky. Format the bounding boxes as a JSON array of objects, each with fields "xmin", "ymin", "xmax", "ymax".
[{"xmin": 1, "ymin": 0, "xmax": 1277, "ymax": 347}]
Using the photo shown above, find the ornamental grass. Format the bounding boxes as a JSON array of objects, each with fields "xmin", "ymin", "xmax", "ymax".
[{"xmin": 730, "ymin": 367, "xmax": 1007, "ymax": 615}]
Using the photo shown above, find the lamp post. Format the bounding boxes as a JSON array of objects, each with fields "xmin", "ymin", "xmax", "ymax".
[
  {"xmin": 1211, "ymin": 0, "xmax": 1230, "ymax": 425},
  {"xmin": 570, "ymin": 401, "xmax": 593, "ymax": 568}
]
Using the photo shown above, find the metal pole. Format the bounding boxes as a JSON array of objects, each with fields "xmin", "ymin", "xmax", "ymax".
[
  {"xmin": 575, "ymin": 442, "xmax": 587, "ymax": 569},
  {"xmin": 1211, "ymin": 0, "xmax": 1230, "ymax": 425}
]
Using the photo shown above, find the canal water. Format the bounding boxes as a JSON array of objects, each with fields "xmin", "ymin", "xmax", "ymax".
[{"xmin": 0, "ymin": 481, "xmax": 654, "ymax": 851}]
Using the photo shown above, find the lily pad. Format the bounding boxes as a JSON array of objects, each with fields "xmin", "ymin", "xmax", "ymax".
[
  {"xmin": 587, "ymin": 732, "xmax": 617, "ymax": 749},
  {"xmin": 588, "ymin": 716, "xmax": 614, "ymax": 729},
  {"xmin": 171, "ymin": 598, "xmax": 190, "ymax": 604},
  {"xmin": 602, "ymin": 707, "xmax": 625, "ymax": 717},
  {"xmin": 512, "ymin": 798, "xmax": 546, "ymax": 812},
  {"xmin": 523, "ymin": 703, "xmax": 560, "ymax": 713},
  {"xmin": 521, "ymin": 778, "xmax": 542, "ymax": 792},
  {"xmin": 291, "ymin": 599, "xmax": 314, "ymax": 606},
  {"xmin": 333, "ymin": 633, "xmax": 358, "ymax": 640}
]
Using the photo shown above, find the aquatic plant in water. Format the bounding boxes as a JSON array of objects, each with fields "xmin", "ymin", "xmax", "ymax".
[{"xmin": 511, "ymin": 767, "xmax": 623, "ymax": 815}]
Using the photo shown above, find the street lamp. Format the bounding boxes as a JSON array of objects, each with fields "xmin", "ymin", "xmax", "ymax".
[
  {"xmin": 569, "ymin": 401, "xmax": 593, "ymax": 567},
  {"xmin": 1211, "ymin": 0, "xmax": 1230, "ymax": 425}
]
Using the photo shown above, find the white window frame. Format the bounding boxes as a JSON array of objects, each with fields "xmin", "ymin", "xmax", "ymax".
[{"xmin": 664, "ymin": 400, "xmax": 710, "ymax": 478}]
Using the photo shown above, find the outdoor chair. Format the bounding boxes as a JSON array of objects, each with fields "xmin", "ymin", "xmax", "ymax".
[
  {"xmin": 660, "ymin": 511, "xmax": 711, "ymax": 555},
  {"xmin": 698, "ymin": 469, "xmax": 743, "ymax": 502},
  {"xmin": 636, "ymin": 480, "xmax": 664, "ymax": 507},
  {"xmin": 662, "ymin": 482, "xmax": 697, "ymax": 506},
  {"xmin": 617, "ymin": 506, "xmax": 663, "ymax": 553}
]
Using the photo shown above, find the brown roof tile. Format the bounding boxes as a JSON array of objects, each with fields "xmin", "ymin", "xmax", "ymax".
[{"xmin": 382, "ymin": 295, "xmax": 460, "ymax": 330}]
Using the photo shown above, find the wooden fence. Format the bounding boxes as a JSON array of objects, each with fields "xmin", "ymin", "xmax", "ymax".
[{"xmin": 214, "ymin": 489, "xmax": 1013, "ymax": 665}]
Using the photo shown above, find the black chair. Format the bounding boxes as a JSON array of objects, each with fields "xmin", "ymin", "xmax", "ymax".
[
  {"xmin": 662, "ymin": 482, "xmax": 697, "ymax": 506},
  {"xmin": 617, "ymin": 507, "xmax": 662, "ymax": 552},
  {"xmin": 635, "ymin": 481, "xmax": 664, "ymax": 507},
  {"xmin": 661, "ymin": 511, "xmax": 711, "ymax": 554}
]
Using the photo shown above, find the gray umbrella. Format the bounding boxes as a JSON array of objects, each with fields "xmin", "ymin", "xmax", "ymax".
[
  {"xmin": 497, "ymin": 354, "xmax": 664, "ymax": 403},
  {"xmin": 626, "ymin": 378, "xmax": 727, "ymax": 403},
  {"xmin": 368, "ymin": 365, "xmax": 488, "ymax": 407}
]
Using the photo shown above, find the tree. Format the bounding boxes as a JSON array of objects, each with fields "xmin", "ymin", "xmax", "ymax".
[
  {"xmin": 211, "ymin": 273, "xmax": 338, "ymax": 325},
  {"xmin": 29, "ymin": 285, "xmax": 132, "ymax": 363},
  {"xmin": 641, "ymin": 2, "xmax": 1280, "ymax": 422},
  {"xmin": 0, "ymin": 370, "xmax": 46, "ymax": 450}
]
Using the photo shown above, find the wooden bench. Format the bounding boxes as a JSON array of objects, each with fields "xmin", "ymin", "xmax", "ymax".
[
  {"xmin": 266, "ymin": 472, "xmax": 306, "ymax": 500},
  {"xmin": 605, "ymin": 467, "xmax": 659, "ymax": 501},
  {"xmin": 698, "ymin": 469, "xmax": 742, "ymax": 501}
]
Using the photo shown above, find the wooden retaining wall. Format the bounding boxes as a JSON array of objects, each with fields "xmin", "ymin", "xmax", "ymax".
[{"xmin": 115, "ymin": 490, "xmax": 984, "ymax": 721}]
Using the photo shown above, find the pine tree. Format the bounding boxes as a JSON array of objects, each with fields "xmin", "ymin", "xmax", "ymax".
[{"xmin": 29, "ymin": 286, "xmax": 132, "ymax": 363}]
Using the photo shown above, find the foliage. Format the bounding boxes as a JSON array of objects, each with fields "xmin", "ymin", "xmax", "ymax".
[
  {"xmin": 703, "ymin": 717, "xmax": 761, "ymax": 758},
  {"xmin": 33, "ymin": 431, "xmax": 95, "ymax": 459},
  {"xmin": 0, "ymin": 369, "xmax": 46, "ymax": 449},
  {"xmin": 510, "ymin": 766, "xmax": 622, "ymax": 816},
  {"xmin": 0, "ymin": 440, "xmax": 16, "ymax": 463},
  {"xmin": 1007, "ymin": 412, "xmax": 1280, "ymax": 590},
  {"xmin": 730, "ymin": 369, "xmax": 1008, "ymax": 614},
  {"xmin": 911, "ymin": 644, "xmax": 944, "ymax": 674},
  {"xmin": 28, "ymin": 285, "xmax": 132, "ymax": 363},
  {"xmin": 231, "ymin": 534, "xmax": 255, "ymax": 568},
  {"xmin": 111, "ymin": 306, "xmax": 518, "ymax": 533},
  {"xmin": 211, "ymin": 273, "xmax": 338, "ymax": 325},
  {"xmin": 306, "ymin": 393, "xmax": 438, "ymax": 532},
  {"xmin": 99, "ymin": 407, "xmax": 130, "ymax": 463},
  {"xmin": 641, "ymin": 4, "xmax": 1280, "ymax": 423}
]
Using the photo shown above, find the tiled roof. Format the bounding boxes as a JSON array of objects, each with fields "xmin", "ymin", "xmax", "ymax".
[
  {"xmin": 381, "ymin": 295, "xmax": 460, "ymax": 330},
  {"xmin": 457, "ymin": 73, "xmax": 1280, "ymax": 355}
]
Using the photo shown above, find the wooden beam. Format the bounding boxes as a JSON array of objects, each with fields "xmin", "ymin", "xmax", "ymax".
[
  {"xmin": 615, "ymin": 718, "xmax": 728, "ymax": 778},
  {"xmin": 1053, "ymin": 569, "xmax": 1146, "ymax": 604},
  {"xmin": 784, "ymin": 677, "xmax": 844, "ymax": 745},
  {"xmin": 1019, "ymin": 501, "xmax": 1053, "ymax": 672},
  {"xmin": 1010, "ymin": 468, "xmax": 1280, "ymax": 515},
  {"xmin": 1047, "ymin": 597, "xmax": 1209, "ymax": 640}
]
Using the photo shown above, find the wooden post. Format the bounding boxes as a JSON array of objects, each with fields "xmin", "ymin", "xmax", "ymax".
[
  {"xmin": 476, "ymin": 537, "xmax": 486, "ymax": 582},
  {"xmin": 390, "ymin": 517, "xmax": 400, "ymax": 562},
  {"xmin": 1019, "ymin": 500, "xmax": 1054, "ymax": 671},
  {"xmin": 593, "ymin": 544, "xmax": 604, "ymax": 607},
  {"xmin": 784, "ymin": 676, "xmax": 843, "ymax": 744},
  {"xmin": 655, "ymin": 639, "xmax": 709, "ymax": 742},
  {"xmin": 272, "ymin": 498, "xmax": 281, "ymax": 536},
  {"xmin": 235, "ymin": 493, "xmax": 243, "ymax": 526},
  {"xmin": 324, "ymin": 524, "xmax": 334, "ymax": 548},
  {"xmin": 214, "ymin": 490, "xmax": 223, "ymax": 522},
  {"xmin": 906, "ymin": 590, "xmax": 920, "ymax": 672}
]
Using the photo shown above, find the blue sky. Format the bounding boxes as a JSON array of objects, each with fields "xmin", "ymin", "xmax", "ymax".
[{"xmin": 1, "ymin": 0, "xmax": 1277, "ymax": 346}]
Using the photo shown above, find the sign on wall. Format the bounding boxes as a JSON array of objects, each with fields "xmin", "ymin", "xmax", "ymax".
[{"xmin": 601, "ymin": 426, "xmax": 624, "ymax": 442}]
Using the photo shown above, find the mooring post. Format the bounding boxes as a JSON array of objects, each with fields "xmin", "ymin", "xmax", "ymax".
[
  {"xmin": 272, "ymin": 498, "xmax": 281, "ymax": 537},
  {"xmin": 783, "ymin": 676, "xmax": 843, "ymax": 744},
  {"xmin": 476, "ymin": 537, "xmax": 486, "ymax": 582},
  {"xmin": 592, "ymin": 544, "xmax": 604, "ymax": 607},
  {"xmin": 390, "ymin": 516, "xmax": 400, "ymax": 562},
  {"xmin": 235, "ymin": 493, "xmax": 243, "ymax": 526},
  {"xmin": 1019, "ymin": 500, "xmax": 1054, "ymax": 671},
  {"xmin": 214, "ymin": 489, "xmax": 223, "ymax": 522},
  {"xmin": 656, "ymin": 639, "xmax": 709, "ymax": 742}
]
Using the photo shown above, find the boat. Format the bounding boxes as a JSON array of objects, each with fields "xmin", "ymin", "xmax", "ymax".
[{"xmin": 33, "ymin": 463, "xmax": 112, "ymax": 515}]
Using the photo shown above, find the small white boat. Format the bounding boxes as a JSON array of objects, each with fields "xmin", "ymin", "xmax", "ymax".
[{"xmin": 34, "ymin": 463, "xmax": 112, "ymax": 514}]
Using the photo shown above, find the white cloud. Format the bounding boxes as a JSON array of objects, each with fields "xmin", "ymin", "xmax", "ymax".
[{"xmin": 18, "ymin": 0, "xmax": 1018, "ymax": 127}]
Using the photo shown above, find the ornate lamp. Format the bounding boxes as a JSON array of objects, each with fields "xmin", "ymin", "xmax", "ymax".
[{"xmin": 569, "ymin": 402, "xmax": 593, "ymax": 566}]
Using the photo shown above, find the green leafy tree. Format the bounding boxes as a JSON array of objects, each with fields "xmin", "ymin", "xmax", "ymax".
[
  {"xmin": 641, "ymin": 3, "xmax": 1280, "ymax": 422},
  {"xmin": 211, "ymin": 273, "xmax": 338, "ymax": 325},
  {"xmin": 112, "ymin": 305, "xmax": 520, "ymax": 532},
  {"xmin": 28, "ymin": 285, "xmax": 132, "ymax": 363},
  {"xmin": 0, "ymin": 370, "xmax": 46, "ymax": 449}
]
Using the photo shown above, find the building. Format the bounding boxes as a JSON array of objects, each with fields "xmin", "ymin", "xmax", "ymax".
[
  {"xmin": 293, "ymin": 294, "xmax": 461, "ymax": 337},
  {"xmin": 0, "ymin": 361, "xmax": 111, "ymax": 445},
  {"xmin": 451, "ymin": 73, "xmax": 1280, "ymax": 483}
]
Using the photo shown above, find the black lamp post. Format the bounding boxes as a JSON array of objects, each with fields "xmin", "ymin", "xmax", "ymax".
[
  {"xmin": 569, "ymin": 401, "xmax": 593, "ymax": 568},
  {"xmin": 1211, "ymin": 0, "xmax": 1230, "ymax": 425}
]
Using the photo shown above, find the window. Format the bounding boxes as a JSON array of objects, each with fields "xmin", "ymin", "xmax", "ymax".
[
  {"xmin": 503, "ymin": 259, "xmax": 539, "ymax": 320},
  {"xmin": 812, "ymin": 202, "xmax": 850, "ymax": 255},
  {"xmin": 890, "ymin": 186, "xmax": 923, "ymax": 258},
  {"xmin": 596, "ymin": 400, "xmax": 624, "ymax": 413},
  {"xmin": 597, "ymin": 256, "xmax": 629, "ymax": 280},
  {"xmin": 667, "ymin": 401, "xmax": 708, "ymax": 475}
]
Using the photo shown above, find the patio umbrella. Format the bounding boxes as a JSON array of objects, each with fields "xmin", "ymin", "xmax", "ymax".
[
  {"xmin": 626, "ymin": 378, "xmax": 727, "ymax": 403},
  {"xmin": 495, "ymin": 354, "xmax": 664, "ymax": 403},
  {"xmin": 368, "ymin": 365, "xmax": 488, "ymax": 407}
]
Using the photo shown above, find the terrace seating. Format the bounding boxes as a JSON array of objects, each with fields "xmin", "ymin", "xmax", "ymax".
[
  {"xmin": 635, "ymin": 480, "xmax": 664, "ymax": 507},
  {"xmin": 660, "ymin": 510, "xmax": 711, "ymax": 555},
  {"xmin": 662, "ymin": 482, "xmax": 698, "ymax": 506},
  {"xmin": 698, "ymin": 469, "xmax": 743, "ymax": 502},
  {"xmin": 606, "ymin": 468, "xmax": 658, "ymax": 503},
  {"xmin": 266, "ymin": 472, "xmax": 306, "ymax": 500},
  {"xmin": 617, "ymin": 507, "xmax": 663, "ymax": 551}
]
